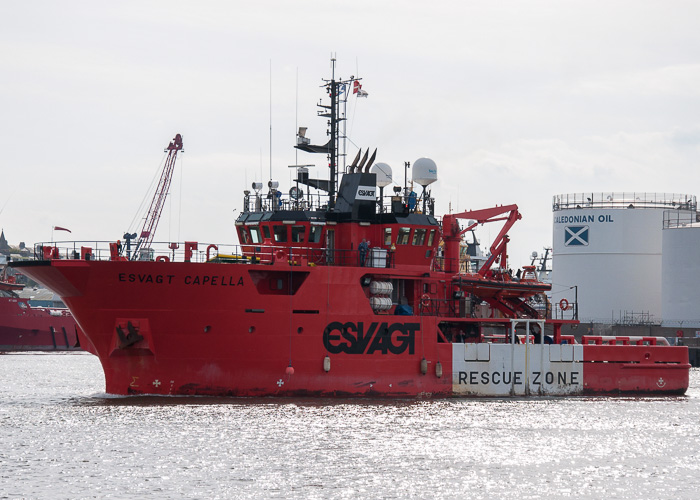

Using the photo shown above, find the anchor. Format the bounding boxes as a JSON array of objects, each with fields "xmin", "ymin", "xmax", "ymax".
[{"xmin": 116, "ymin": 321, "xmax": 144, "ymax": 349}]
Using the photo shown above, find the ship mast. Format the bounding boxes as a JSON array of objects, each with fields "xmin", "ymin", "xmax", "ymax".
[
  {"xmin": 329, "ymin": 63, "xmax": 338, "ymax": 208},
  {"xmin": 295, "ymin": 57, "xmax": 358, "ymax": 210}
]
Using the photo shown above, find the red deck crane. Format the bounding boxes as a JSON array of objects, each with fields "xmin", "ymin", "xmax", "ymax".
[
  {"xmin": 442, "ymin": 204, "xmax": 521, "ymax": 275},
  {"xmin": 442, "ymin": 205, "xmax": 550, "ymax": 319},
  {"xmin": 130, "ymin": 134, "xmax": 183, "ymax": 260}
]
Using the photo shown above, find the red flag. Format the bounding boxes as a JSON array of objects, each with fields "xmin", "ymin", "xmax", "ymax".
[
  {"xmin": 53, "ymin": 226, "xmax": 72, "ymax": 233},
  {"xmin": 353, "ymin": 80, "xmax": 368, "ymax": 97}
]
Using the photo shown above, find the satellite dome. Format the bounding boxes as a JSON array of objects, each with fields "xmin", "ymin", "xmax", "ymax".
[
  {"xmin": 412, "ymin": 158, "xmax": 437, "ymax": 187},
  {"xmin": 371, "ymin": 163, "xmax": 393, "ymax": 188}
]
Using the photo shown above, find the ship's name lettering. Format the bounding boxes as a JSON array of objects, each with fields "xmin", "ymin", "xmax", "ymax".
[
  {"xmin": 184, "ymin": 275, "xmax": 244, "ymax": 286},
  {"xmin": 458, "ymin": 370, "xmax": 580, "ymax": 385},
  {"xmin": 119, "ymin": 273, "xmax": 176, "ymax": 284},
  {"xmin": 323, "ymin": 321, "xmax": 417, "ymax": 355},
  {"xmin": 118, "ymin": 273, "xmax": 244, "ymax": 286},
  {"xmin": 554, "ymin": 214, "xmax": 614, "ymax": 224}
]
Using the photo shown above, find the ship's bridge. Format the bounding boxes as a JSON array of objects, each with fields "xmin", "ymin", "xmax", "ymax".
[{"xmin": 234, "ymin": 171, "xmax": 441, "ymax": 270}]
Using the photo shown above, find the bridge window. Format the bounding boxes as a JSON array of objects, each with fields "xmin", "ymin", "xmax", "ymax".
[
  {"xmin": 397, "ymin": 227, "xmax": 411, "ymax": 245},
  {"xmin": 309, "ymin": 226, "xmax": 322, "ymax": 243},
  {"xmin": 427, "ymin": 229, "xmax": 435, "ymax": 246},
  {"xmin": 238, "ymin": 227, "xmax": 251, "ymax": 244},
  {"xmin": 262, "ymin": 225, "xmax": 271, "ymax": 240},
  {"xmin": 291, "ymin": 225, "xmax": 306, "ymax": 243},
  {"xmin": 412, "ymin": 228, "xmax": 426, "ymax": 245},
  {"xmin": 273, "ymin": 225, "xmax": 287, "ymax": 243},
  {"xmin": 250, "ymin": 226, "xmax": 262, "ymax": 244},
  {"xmin": 384, "ymin": 228, "xmax": 392, "ymax": 245}
]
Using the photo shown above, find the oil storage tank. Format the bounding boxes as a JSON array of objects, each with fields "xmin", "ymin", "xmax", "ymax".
[
  {"xmin": 551, "ymin": 193, "xmax": 696, "ymax": 323},
  {"xmin": 662, "ymin": 211, "xmax": 700, "ymax": 328}
]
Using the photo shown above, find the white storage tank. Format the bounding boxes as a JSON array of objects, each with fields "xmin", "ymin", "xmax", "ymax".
[
  {"xmin": 662, "ymin": 211, "xmax": 700, "ymax": 327},
  {"xmin": 551, "ymin": 193, "xmax": 696, "ymax": 323}
]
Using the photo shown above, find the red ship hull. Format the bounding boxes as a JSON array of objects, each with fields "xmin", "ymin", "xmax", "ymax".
[
  {"xmin": 13, "ymin": 258, "xmax": 689, "ymax": 396},
  {"xmin": 0, "ymin": 294, "xmax": 79, "ymax": 351}
]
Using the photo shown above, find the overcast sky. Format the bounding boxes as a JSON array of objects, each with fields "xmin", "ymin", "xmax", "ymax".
[{"xmin": 1, "ymin": 1, "xmax": 699, "ymax": 268}]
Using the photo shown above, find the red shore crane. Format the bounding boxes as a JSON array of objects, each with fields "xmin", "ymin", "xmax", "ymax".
[{"xmin": 130, "ymin": 134, "xmax": 183, "ymax": 260}]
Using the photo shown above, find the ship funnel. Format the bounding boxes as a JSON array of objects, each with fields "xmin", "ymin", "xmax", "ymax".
[
  {"xmin": 348, "ymin": 149, "xmax": 362, "ymax": 173},
  {"xmin": 364, "ymin": 148, "xmax": 377, "ymax": 173},
  {"xmin": 371, "ymin": 163, "xmax": 393, "ymax": 188},
  {"xmin": 412, "ymin": 158, "xmax": 437, "ymax": 187}
]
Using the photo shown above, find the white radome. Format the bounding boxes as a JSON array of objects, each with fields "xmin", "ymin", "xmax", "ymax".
[
  {"xmin": 412, "ymin": 158, "xmax": 437, "ymax": 187},
  {"xmin": 371, "ymin": 163, "xmax": 393, "ymax": 188}
]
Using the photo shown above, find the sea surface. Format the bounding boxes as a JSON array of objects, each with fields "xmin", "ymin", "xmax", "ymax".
[{"xmin": 1, "ymin": 353, "xmax": 699, "ymax": 500}]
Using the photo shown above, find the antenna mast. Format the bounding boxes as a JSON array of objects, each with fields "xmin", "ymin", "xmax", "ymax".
[
  {"xmin": 329, "ymin": 56, "xmax": 338, "ymax": 208},
  {"xmin": 294, "ymin": 56, "xmax": 357, "ymax": 210}
]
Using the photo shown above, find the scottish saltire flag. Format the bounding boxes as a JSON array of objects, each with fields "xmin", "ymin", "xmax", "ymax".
[{"xmin": 565, "ymin": 226, "xmax": 589, "ymax": 246}]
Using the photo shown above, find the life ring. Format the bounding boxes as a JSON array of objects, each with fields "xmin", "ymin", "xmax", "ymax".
[
  {"xmin": 421, "ymin": 294, "xmax": 431, "ymax": 307},
  {"xmin": 156, "ymin": 255, "xmax": 170, "ymax": 263},
  {"xmin": 559, "ymin": 298, "xmax": 569, "ymax": 310}
]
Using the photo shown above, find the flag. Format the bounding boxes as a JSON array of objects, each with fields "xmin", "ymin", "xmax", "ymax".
[
  {"xmin": 53, "ymin": 226, "xmax": 71, "ymax": 233},
  {"xmin": 353, "ymin": 80, "xmax": 368, "ymax": 97}
]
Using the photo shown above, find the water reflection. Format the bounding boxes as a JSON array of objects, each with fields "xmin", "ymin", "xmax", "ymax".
[{"xmin": 2, "ymin": 354, "xmax": 699, "ymax": 499}]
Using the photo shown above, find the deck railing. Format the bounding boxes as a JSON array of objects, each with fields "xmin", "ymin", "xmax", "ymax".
[
  {"xmin": 663, "ymin": 210, "xmax": 700, "ymax": 229},
  {"xmin": 27, "ymin": 241, "xmax": 396, "ymax": 269},
  {"xmin": 553, "ymin": 192, "xmax": 696, "ymax": 211}
]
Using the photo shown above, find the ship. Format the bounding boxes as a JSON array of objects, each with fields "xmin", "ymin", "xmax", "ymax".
[
  {"xmin": 10, "ymin": 61, "xmax": 689, "ymax": 396},
  {"xmin": 0, "ymin": 272, "xmax": 79, "ymax": 351}
]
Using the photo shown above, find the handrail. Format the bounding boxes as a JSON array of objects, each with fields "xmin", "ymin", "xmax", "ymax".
[
  {"xmin": 26, "ymin": 241, "xmax": 396, "ymax": 268},
  {"xmin": 553, "ymin": 192, "xmax": 696, "ymax": 211}
]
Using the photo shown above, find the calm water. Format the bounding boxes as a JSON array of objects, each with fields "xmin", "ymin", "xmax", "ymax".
[{"xmin": 1, "ymin": 353, "xmax": 699, "ymax": 500}]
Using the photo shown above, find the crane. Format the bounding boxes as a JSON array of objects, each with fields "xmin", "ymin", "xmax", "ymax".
[
  {"xmin": 130, "ymin": 134, "xmax": 183, "ymax": 260},
  {"xmin": 442, "ymin": 204, "xmax": 521, "ymax": 275}
]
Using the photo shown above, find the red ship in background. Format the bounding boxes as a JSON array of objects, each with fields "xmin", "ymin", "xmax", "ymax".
[
  {"xmin": 12, "ymin": 60, "xmax": 689, "ymax": 396},
  {"xmin": 0, "ymin": 269, "xmax": 79, "ymax": 351}
]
